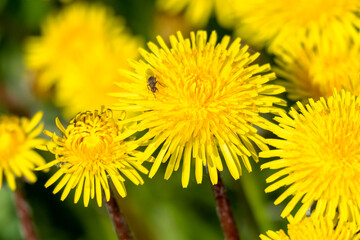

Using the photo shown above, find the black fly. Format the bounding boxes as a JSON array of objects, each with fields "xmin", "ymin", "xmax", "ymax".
[{"xmin": 147, "ymin": 76, "xmax": 159, "ymax": 93}]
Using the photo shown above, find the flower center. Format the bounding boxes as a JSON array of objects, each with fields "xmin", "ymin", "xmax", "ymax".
[
  {"xmin": 322, "ymin": 118, "xmax": 360, "ymax": 166},
  {"xmin": 301, "ymin": 113, "xmax": 360, "ymax": 176},
  {"xmin": 65, "ymin": 110, "xmax": 118, "ymax": 165},
  {"xmin": 184, "ymin": 70, "xmax": 216, "ymax": 105},
  {"xmin": 82, "ymin": 134, "xmax": 106, "ymax": 155}
]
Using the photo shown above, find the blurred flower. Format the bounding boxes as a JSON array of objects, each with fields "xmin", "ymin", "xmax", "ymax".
[
  {"xmin": 25, "ymin": 3, "xmax": 142, "ymax": 118},
  {"xmin": 59, "ymin": 0, "xmax": 73, "ymax": 3},
  {"xmin": 260, "ymin": 216, "xmax": 360, "ymax": 240},
  {"xmin": 261, "ymin": 90, "xmax": 360, "ymax": 223},
  {"xmin": 235, "ymin": 0, "xmax": 360, "ymax": 52},
  {"xmin": 37, "ymin": 108, "xmax": 148, "ymax": 207},
  {"xmin": 0, "ymin": 112, "xmax": 46, "ymax": 190},
  {"xmin": 114, "ymin": 30, "xmax": 286, "ymax": 187},
  {"xmin": 156, "ymin": 0, "xmax": 238, "ymax": 28},
  {"xmin": 274, "ymin": 34, "xmax": 360, "ymax": 102},
  {"xmin": 154, "ymin": 12, "xmax": 192, "ymax": 41}
]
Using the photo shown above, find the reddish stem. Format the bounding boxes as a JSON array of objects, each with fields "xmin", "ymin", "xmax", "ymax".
[
  {"xmin": 104, "ymin": 188, "xmax": 133, "ymax": 240},
  {"xmin": 0, "ymin": 83, "xmax": 30, "ymax": 117},
  {"xmin": 211, "ymin": 171, "xmax": 240, "ymax": 240},
  {"xmin": 14, "ymin": 186, "xmax": 38, "ymax": 240}
]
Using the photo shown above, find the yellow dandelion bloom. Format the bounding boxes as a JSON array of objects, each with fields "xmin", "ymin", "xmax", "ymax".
[
  {"xmin": 25, "ymin": 3, "xmax": 141, "ymax": 118},
  {"xmin": 37, "ymin": 108, "xmax": 148, "ymax": 207},
  {"xmin": 114, "ymin": 30, "xmax": 286, "ymax": 187},
  {"xmin": 156, "ymin": 0, "xmax": 238, "ymax": 28},
  {"xmin": 274, "ymin": 34, "xmax": 360, "ymax": 102},
  {"xmin": 260, "ymin": 216, "xmax": 360, "ymax": 240},
  {"xmin": 0, "ymin": 112, "xmax": 46, "ymax": 190},
  {"xmin": 235, "ymin": 0, "xmax": 360, "ymax": 52},
  {"xmin": 261, "ymin": 90, "xmax": 360, "ymax": 224}
]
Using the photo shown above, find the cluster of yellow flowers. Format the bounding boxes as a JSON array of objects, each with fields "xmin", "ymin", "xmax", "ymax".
[{"xmin": 1, "ymin": 0, "xmax": 360, "ymax": 238}]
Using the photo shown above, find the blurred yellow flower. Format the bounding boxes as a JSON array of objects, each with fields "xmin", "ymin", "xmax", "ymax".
[
  {"xmin": 261, "ymin": 90, "xmax": 360, "ymax": 223},
  {"xmin": 37, "ymin": 108, "xmax": 148, "ymax": 207},
  {"xmin": 274, "ymin": 34, "xmax": 360, "ymax": 102},
  {"xmin": 114, "ymin": 30, "xmax": 286, "ymax": 187},
  {"xmin": 235, "ymin": 0, "xmax": 360, "ymax": 52},
  {"xmin": 0, "ymin": 112, "xmax": 46, "ymax": 190},
  {"xmin": 260, "ymin": 216, "xmax": 360, "ymax": 240},
  {"xmin": 25, "ymin": 3, "xmax": 142, "ymax": 118},
  {"xmin": 156, "ymin": 0, "xmax": 238, "ymax": 28}
]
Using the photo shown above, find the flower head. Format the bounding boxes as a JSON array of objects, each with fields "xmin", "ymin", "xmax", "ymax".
[
  {"xmin": 114, "ymin": 30, "xmax": 285, "ymax": 187},
  {"xmin": 156, "ymin": 0, "xmax": 238, "ymax": 28},
  {"xmin": 235, "ymin": 0, "xmax": 360, "ymax": 52},
  {"xmin": 260, "ymin": 216, "xmax": 360, "ymax": 240},
  {"xmin": 0, "ymin": 112, "xmax": 46, "ymax": 190},
  {"xmin": 274, "ymin": 34, "xmax": 360, "ymax": 102},
  {"xmin": 37, "ymin": 108, "xmax": 148, "ymax": 207},
  {"xmin": 261, "ymin": 90, "xmax": 360, "ymax": 223},
  {"xmin": 25, "ymin": 2, "xmax": 141, "ymax": 118}
]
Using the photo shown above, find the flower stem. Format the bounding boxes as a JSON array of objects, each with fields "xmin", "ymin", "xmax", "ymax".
[
  {"xmin": 104, "ymin": 186, "xmax": 133, "ymax": 240},
  {"xmin": 14, "ymin": 184, "xmax": 38, "ymax": 240},
  {"xmin": 211, "ymin": 171, "xmax": 240, "ymax": 240},
  {"xmin": 0, "ymin": 83, "xmax": 30, "ymax": 117}
]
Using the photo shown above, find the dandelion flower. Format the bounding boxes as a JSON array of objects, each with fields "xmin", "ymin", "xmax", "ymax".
[
  {"xmin": 274, "ymin": 34, "xmax": 360, "ymax": 102},
  {"xmin": 260, "ymin": 216, "xmax": 360, "ymax": 240},
  {"xmin": 156, "ymin": 0, "xmax": 238, "ymax": 28},
  {"xmin": 0, "ymin": 112, "xmax": 46, "ymax": 190},
  {"xmin": 25, "ymin": 3, "xmax": 141, "ymax": 118},
  {"xmin": 261, "ymin": 90, "xmax": 360, "ymax": 224},
  {"xmin": 114, "ymin": 30, "xmax": 285, "ymax": 187},
  {"xmin": 37, "ymin": 108, "xmax": 148, "ymax": 207},
  {"xmin": 235, "ymin": 0, "xmax": 360, "ymax": 52}
]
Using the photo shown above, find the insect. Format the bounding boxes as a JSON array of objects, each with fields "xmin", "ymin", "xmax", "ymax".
[{"xmin": 147, "ymin": 76, "xmax": 159, "ymax": 93}]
